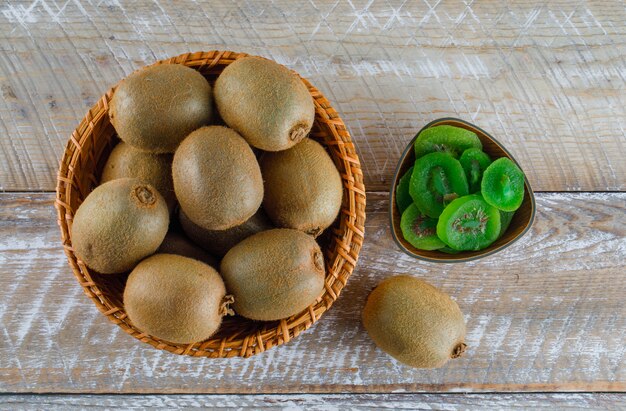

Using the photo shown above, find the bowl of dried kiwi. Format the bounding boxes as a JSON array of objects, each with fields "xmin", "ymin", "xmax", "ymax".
[
  {"xmin": 56, "ymin": 51, "xmax": 366, "ymax": 358},
  {"xmin": 390, "ymin": 118, "xmax": 535, "ymax": 262}
]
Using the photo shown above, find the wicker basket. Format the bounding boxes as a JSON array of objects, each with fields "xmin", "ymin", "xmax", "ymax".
[{"xmin": 55, "ymin": 51, "xmax": 366, "ymax": 358}]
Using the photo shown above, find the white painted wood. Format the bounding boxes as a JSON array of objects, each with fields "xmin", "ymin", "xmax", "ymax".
[
  {"xmin": 0, "ymin": 192, "xmax": 624, "ymax": 393},
  {"xmin": 0, "ymin": 1, "xmax": 625, "ymax": 191},
  {"xmin": 1, "ymin": 393, "xmax": 625, "ymax": 410}
]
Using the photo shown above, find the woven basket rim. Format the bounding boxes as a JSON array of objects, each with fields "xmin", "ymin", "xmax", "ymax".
[{"xmin": 54, "ymin": 50, "xmax": 367, "ymax": 358}]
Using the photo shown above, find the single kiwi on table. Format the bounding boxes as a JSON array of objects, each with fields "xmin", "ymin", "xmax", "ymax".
[
  {"xmin": 124, "ymin": 254, "xmax": 233, "ymax": 344},
  {"xmin": 214, "ymin": 56, "xmax": 315, "ymax": 151},
  {"xmin": 172, "ymin": 126, "xmax": 263, "ymax": 231},
  {"xmin": 362, "ymin": 275, "xmax": 467, "ymax": 368},
  {"xmin": 109, "ymin": 64, "xmax": 212, "ymax": 153},
  {"xmin": 179, "ymin": 208, "xmax": 273, "ymax": 257},
  {"xmin": 71, "ymin": 178, "xmax": 169, "ymax": 274},
  {"xmin": 101, "ymin": 142, "xmax": 176, "ymax": 213},
  {"xmin": 260, "ymin": 138, "xmax": 343, "ymax": 237},
  {"xmin": 220, "ymin": 228, "xmax": 326, "ymax": 321}
]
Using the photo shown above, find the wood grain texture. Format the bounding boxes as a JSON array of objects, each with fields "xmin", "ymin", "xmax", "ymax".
[
  {"xmin": 0, "ymin": 192, "xmax": 624, "ymax": 393},
  {"xmin": 0, "ymin": 1, "xmax": 625, "ymax": 192},
  {"xmin": 1, "ymin": 393, "xmax": 625, "ymax": 410}
]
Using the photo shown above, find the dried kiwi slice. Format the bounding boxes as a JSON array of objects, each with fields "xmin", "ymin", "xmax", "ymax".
[
  {"xmin": 437, "ymin": 194, "xmax": 501, "ymax": 251},
  {"xmin": 409, "ymin": 152, "xmax": 469, "ymax": 218},
  {"xmin": 439, "ymin": 246, "xmax": 461, "ymax": 255},
  {"xmin": 395, "ymin": 166, "xmax": 414, "ymax": 214},
  {"xmin": 498, "ymin": 210, "xmax": 515, "ymax": 239},
  {"xmin": 400, "ymin": 204, "xmax": 445, "ymax": 251},
  {"xmin": 414, "ymin": 125, "xmax": 482, "ymax": 159},
  {"xmin": 481, "ymin": 158, "xmax": 525, "ymax": 212},
  {"xmin": 459, "ymin": 148, "xmax": 491, "ymax": 193}
]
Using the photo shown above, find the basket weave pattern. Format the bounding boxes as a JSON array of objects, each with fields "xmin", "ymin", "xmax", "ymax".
[{"xmin": 55, "ymin": 51, "xmax": 366, "ymax": 358}]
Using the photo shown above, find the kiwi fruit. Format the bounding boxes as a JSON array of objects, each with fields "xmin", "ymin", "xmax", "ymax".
[
  {"xmin": 400, "ymin": 204, "xmax": 445, "ymax": 251},
  {"xmin": 179, "ymin": 209, "xmax": 273, "ymax": 257},
  {"xmin": 481, "ymin": 157, "xmax": 525, "ymax": 212},
  {"xmin": 157, "ymin": 230, "xmax": 218, "ymax": 268},
  {"xmin": 395, "ymin": 166, "xmax": 414, "ymax": 214},
  {"xmin": 172, "ymin": 126, "xmax": 263, "ymax": 231},
  {"xmin": 124, "ymin": 254, "xmax": 232, "ymax": 344},
  {"xmin": 414, "ymin": 125, "xmax": 482, "ymax": 159},
  {"xmin": 498, "ymin": 210, "xmax": 515, "ymax": 239},
  {"xmin": 437, "ymin": 194, "xmax": 501, "ymax": 251},
  {"xmin": 109, "ymin": 64, "xmax": 212, "ymax": 153},
  {"xmin": 260, "ymin": 138, "xmax": 342, "ymax": 237},
  {"xmin": 101, "ymin": 142, "xmax": 176, "ymax": 212},
  {"xmin": 362, "ymin": 275, "xmax": 467, "ymax": 368},
  {"xmin": 72, "ymin": 178, "xmax": 169, "ymax": 274},
  {"xmin": 214, "ymin": 56, "xmax": 315, "ymax": 151},
  {"xmin": 220, "ymin": 229, "xmax": 325, "ymax": 321}
]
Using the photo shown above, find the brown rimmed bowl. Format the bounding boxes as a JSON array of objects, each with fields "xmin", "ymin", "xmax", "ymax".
[
  {"xmin": 390, "ymin": 117, "xmax": 535, "ymax": 263},
  {"xmin": 55, "ymin": 51, "xmax": 366, "ymax": 358}
]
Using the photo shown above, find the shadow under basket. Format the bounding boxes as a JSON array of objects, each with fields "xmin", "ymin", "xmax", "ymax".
[
  {"xmin": 390, "ymin": 117, "xmax": 535, "ymax": 263},
  {"xmin": 55, "ymin": 51, "xmax": 366, "ymax": 358}
]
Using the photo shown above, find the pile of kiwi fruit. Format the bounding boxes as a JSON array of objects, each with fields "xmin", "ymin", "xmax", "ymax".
[
  {"xmin": 73, "ymin": 56, "xmax": 471, "ymax": 369},
  {"xmin": 72, "ymin": 57, "xmax": 343, "ymax": 345}
]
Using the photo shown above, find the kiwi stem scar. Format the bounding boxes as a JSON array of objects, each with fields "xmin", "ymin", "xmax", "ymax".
[
  {"xmin": 313, "ymin": 251, "xmax": 324, "ymax": 271},
  {"xmin": 220, "ymin": 295, "xmax": 235, "ymax": 316},
  {"xmin": 133, "ymin": 185, "xmax": 157, "ymax": 206},
  {"xmin": 290, "ymin": 126, "xmax": 307, "ymax": 141},
  {"xmin": 451, "ymin": 342, "xmax": 467, "ymax": 358}
]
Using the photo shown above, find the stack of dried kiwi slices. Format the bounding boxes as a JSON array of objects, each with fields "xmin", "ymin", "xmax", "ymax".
[
  {"xmin": 396, "ymin": 125, "xmax": 526, "ymax": 253},
  {"xmin": 71, "ymin": 57, "xmax": 344, "ymax": 345}
]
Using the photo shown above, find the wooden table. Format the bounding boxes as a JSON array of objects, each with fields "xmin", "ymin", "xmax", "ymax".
[{"xmin": 1, "ymin": 1, "xmax": 624, "ymax": 409}]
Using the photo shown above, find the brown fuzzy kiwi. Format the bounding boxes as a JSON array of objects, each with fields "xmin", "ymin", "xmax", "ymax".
[
  {"xmin": 179, "ymin": 208, "xmax": 272, "ymax": 257},
  {"xmin": 124, "ymin": 254, "xmax": 233, "ymax": 344},
  {"xmin": 260, "ymin": 138, "xmax": 343, "ymax": 237},
  {"xmin": 157, "ymin": 230, "xmax": 218, "ymax": 268},
  {"xmin": 109, "ymin": 64, "xmax": 212, "ymax": 153},
  {"xmin": 214, "ymin": 56, "xmax": 315, "ymax": 151},
  {"xmin": 71, "ymin": 178, "xmax": 169, "ymax": 274},
  {"xmin": 172, "ymin": 126, "xmax": 263, "ymax": 231},
  {"xmin": 101, "ymin": 142, "xmax": 176, "ymax": 212},
  {"xmin": 220, "ymin": 228, "xmax": 325, "ymax": 321},
  {"xmin": 362, "ymin": 276, "xmax": 467, "ymax": 368}
]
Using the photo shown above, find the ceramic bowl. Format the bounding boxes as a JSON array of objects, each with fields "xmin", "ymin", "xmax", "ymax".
[{"xmin": 389, "ymin": 117, "xmax": 535, "ymax": 263}]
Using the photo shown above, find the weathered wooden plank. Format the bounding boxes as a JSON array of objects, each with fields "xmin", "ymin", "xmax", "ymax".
[
  {"xmin": 1, "ymin": 393, "xmax": 625, "ymax": 410},
  {"xmin": 0, "ymin": 1, "xmax": 625, "ymax": 192},
  {"xmin": 0, "ymin": 192, "xmax": 624, "ymax": 393}
]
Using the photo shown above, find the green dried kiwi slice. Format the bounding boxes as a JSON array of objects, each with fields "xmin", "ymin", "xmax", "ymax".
[
  {"xmin": 414, "ymin": 125, "xmax": 482, "ymax": 159},
  {"xmin": 409, "ymin": 152, "xmax": 469, "ymax": 218},
  {"xmin": 481, "ymin": 157, "xmax": 525, "ymax": 212},
  {"xmin": 439, "ymin": 246, "xmax": 461, "ymax": 255},
  {"xmin": 400, "ymin": 204, "xmax": 445, "ymax": 250},
  {"xmin": 459, "ymin": 148, "xmax": 492, "ymax": 193},
  {"xmin": 498, "ymin": 210, "xmax": 515, "ymax": 239},
  {"xmin": 395, "ymin": 166, "xmax": 414, "ymax": 214},
  {"xmin": 437, "ymin": 194, "xmax": 501, "ymax": 251}
]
